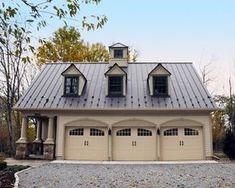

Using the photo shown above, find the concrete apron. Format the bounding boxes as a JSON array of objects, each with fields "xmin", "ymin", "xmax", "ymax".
[{"xmin": 51, "ymin": 160, "xmax": 218, "ymax": 165}]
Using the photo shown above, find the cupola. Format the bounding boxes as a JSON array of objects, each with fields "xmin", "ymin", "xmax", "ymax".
[{"xmin": 109, "ymin": 42, "xmax": 129, "ymax": 67}]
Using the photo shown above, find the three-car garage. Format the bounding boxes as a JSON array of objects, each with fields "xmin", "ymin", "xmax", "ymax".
[{"xmin": 64, "ymin": 125, "xmax": 204, "ymax": 161}]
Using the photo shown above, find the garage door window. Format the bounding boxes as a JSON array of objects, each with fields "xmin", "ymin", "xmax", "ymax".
[
  {"xmin": 138, "ymin": 128, "xmax": 152, "ymax": 136},
  {"xmin": 116, "ymin": 128, "xmax": 131, "ymax": 136},
  {"xmin": 184, "ymin": 128, "xmax": 199, "ymax": 136},
  {"xmin": 69, "ymin": 128, "xmax": 84, "ymax": 136},
  {"xmin": 163, "ymin": 128, "xmax": 178, "ymax": 136},
  {"xmin": 90, "ymin": 128, "xmax": 105, "ymax": 136}
]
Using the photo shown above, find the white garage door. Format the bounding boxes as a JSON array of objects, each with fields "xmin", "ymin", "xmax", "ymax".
[
  {"xmin": 113, "ymin": 127, "xmax": 156, "ymax": 160},
  {"xmin": 161, "ymin": 127, "xmax": 203, "ymax": 160},
  {"xmin": 65, "ymin": 127, "xmax": 108, "ymax": 160}
]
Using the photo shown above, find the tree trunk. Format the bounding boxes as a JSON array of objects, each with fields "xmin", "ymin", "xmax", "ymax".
[{"xmin": 6, "ymin": 104, "xmax": 14, "ymax": 156}]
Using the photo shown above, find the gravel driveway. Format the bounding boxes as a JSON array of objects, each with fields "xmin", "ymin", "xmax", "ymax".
[{"xmin": 18, "ymin": 163, "xmax": 235, "ymax": 188}]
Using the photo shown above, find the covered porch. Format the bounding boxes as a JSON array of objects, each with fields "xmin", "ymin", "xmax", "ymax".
[{"xmin": 15, "ymin": 115, "xmax": 56, "ymax": 160}]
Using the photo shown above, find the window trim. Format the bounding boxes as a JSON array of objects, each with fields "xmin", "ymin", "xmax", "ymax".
[
  {"xmin": 153, "ymin": 75, "xmax": 169, "ymax": 97},
  {"xmin": 108, "ymin": 75, "xmax": 124, "ymax": 97},
  {"xmin": 90, "ymin": 128, "xmax": 105, "ymax": 136},
  {"xmin": 116, "ymin": 128, "xmax": 131, "ymax": 136},
  {"xmin": 69, "ymin": 128, "xmax": 84, "ymax": 136},
  {"xmin": 163, "ymin": 128, "xmax": 178, "ymax": 136},
  {"xmin": 63, "ymin": 76, "xmax": 79, "ymax": 97},
  {"xmin": 184, "ymin": 128, "xmax": 199, "ymax": 136},
  {"xmin": 137, "ymin": 128, "xmax": 152, "ymax": 136},
  {"xmin": 113, "ymin": 49, "xmax": 124, "ymax": 58}
]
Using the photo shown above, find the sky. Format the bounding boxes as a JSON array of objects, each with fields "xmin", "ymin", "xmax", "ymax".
[{"xmin": 35, "ymin": 0, "xmax": 235, "ymax": 95}]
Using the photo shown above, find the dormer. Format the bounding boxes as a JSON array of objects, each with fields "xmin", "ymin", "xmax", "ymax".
[
  {"xmin": 147, "ymin": 64, "xmax": 171, "ymax": 97},
  {"xmin": 105, "ymin": 63, "xmax": 127, "ymax": 97},
  {"xmin": 61, "ymin": 64, "xmax": 87, "ymax": 97},
  {"xmin": 109, "ymin": 42, "xmax": 129, "ymax": 67}
]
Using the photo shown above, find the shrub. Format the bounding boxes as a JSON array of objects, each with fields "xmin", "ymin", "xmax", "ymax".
[
  {"xmin": 3, "ymin": 165, "xmax": 30, "ymax": 173},
  {"xmin": 223, "ymin": 129, "xmax": 235, "ymax": 159},
  {"xmin": 0, "ymin": 161, "xmax": 7, "ymax": 170},
  {"xmin": 0, "ymin": 153, "xmax": 5, "ymax": 161}
]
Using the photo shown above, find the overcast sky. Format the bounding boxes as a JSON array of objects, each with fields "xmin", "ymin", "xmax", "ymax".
[{"xmin": 36, "ymin": 0, "xmax": 235, "ymax": 96}]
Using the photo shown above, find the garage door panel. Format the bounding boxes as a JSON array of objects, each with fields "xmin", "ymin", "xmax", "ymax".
[
  {"xmin": 161, "ymin": 127, "xmax": 203, "ymax": 160},
  {"xmin": 65, "ymin": 127, "xmax": 108, "ymax": 160},
  {"xmin": 113, "ymin": 128, "xmax": 156, "ymax": 161}
]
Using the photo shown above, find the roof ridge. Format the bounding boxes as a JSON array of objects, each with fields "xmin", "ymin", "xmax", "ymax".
[{"xmin": 44, "ymin": 62, "xmax": 193, "ymax": 65}]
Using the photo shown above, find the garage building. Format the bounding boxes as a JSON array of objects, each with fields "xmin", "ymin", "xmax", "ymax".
[{"xmin": 15, "ymin": 43, "xmax": 216, "ymax": 161}]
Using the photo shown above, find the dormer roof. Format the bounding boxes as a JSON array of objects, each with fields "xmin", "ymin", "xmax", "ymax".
[
  {"xmin": 62, "ymin": 63, "xmax": 82, "ymax": 76},
  {"xmin": 148, "ymin": 63, "xmax": 171, "ymax": 77},
  {"xmin": 105, "ymin": 63, "xmax": 127, "ymax": 76},
  {"xmin": 109, "ymin": 42, "xmax": 128, "ymax": 48}
]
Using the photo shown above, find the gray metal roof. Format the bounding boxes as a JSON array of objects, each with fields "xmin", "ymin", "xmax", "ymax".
[{"xmin": 15, "ymin": 62, "xmax": 216, "ymax": 111}]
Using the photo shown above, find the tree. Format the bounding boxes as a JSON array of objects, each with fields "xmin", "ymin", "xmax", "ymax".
[
  {"xmin": 223, "ymin": 129, "xmax": 235, "ymax": 159},
  {"xmin": 36, "ymin": 26, "xmax": 109, "ymax": 64},
  {"xmin": 128, "ymin": 48, "xmax": 140, "ymax": 62},
  {"xmin": 211, "ymin": 110, "xmax": 226, "ymax": 151},
  {"xmin": 0, "ymin": 14, "xmax": 35, "ymax": 155},
  {"xmin": 214, "ymin": 93, "xmax": 235, "ymax": 158},
  {"xmin": 0, "ymin": 0, "xmax": 107, "ymax": 156},
  {"xmin": 1, "ymin": 1, "xmax": 107, "ymax": 32},
  {"xmin": 214, "ymin": 94, "xmax": 235, "ymax": 130},
  {"xmin": 86, "ymin": 43, "xmax": 109, "ymax": 62}
]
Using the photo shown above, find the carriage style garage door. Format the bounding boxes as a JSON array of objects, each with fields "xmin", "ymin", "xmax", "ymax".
[
  {"xmin": 161, "ymin": 127, "xmax": 203, "ymax": 160},
  {"xmin": 65, "ymin": 127, "xmax": 108, "ymax": 160},
  {"xmin": 113, "ymin": 127, "xmax": 156, "ymax": 160}
]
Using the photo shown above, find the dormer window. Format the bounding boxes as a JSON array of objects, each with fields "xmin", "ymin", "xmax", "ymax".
[
  {"xmin": 105, "ymin": 63, "xmax": 127, "ymax": 97},
  {"xmin": 64, "ymin": 76, "xmax": 79, "ymax": 96},
  {"xmin": 147, "ymin": 63, "xmax": 171, "ymax": 97},
  {"xmin": 108, "ymin": 76, "xmax": 123, "ymax": 96},
  {"xmin": 153, "ymin": 76, "xmax": 168, "ymax": 96},
  {"xmin": 109, "ymin": 43, "xmax": 129, "ymax": 67},
  {"xmin": 61, "ymin": 64, "xmax": 87, "ymax": 97},
  {"xmin": 114, "ymin": 49, "xmax": 123, "ymax": 58}
]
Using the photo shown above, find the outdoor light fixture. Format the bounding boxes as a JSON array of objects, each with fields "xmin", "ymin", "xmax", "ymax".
[
  {"xmin": 157, "ymin": 128, "xmax": 161, "ymax": 135},
  {"xmin": 108, "ymin": 128, "xmax": 112, "ymax": 136}
]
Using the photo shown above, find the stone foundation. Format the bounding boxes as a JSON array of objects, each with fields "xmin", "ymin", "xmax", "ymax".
[
  {"xmin": 43, "ymin": 144, "xmax": 55, "ymax": 160},
  {"xmin": 15, "ymin": 143, "xmax": 28, "ymax": 159}
]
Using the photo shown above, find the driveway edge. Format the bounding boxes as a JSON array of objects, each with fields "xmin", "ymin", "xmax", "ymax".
[
  {"xmin": 51, "ymin": 160, "xmax": 218, "ymax": 165},
  {"xmin": 14, "ymin": 167, "xmax": 34, "ymax": 188}
]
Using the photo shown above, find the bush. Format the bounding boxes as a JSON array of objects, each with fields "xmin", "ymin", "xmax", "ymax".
[
  {"xmin": 0, "ymin": 153, "xmax": 5, "ymax": 161},
  {"xmin": 223, "ymin": 129, "xmax": 235, "ymax": 159},
  {"xmin": 3, "ymin": 165, "xmax": 30, "ymax": 173},
  {"xmin": 0, "ymin": 161, "xmax": 7, "ymax": 170}
]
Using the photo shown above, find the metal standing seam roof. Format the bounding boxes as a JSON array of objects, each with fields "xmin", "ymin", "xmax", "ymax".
[{"xmin": 14, "ymin": 62, "xmax": 216, "ymax": 110}]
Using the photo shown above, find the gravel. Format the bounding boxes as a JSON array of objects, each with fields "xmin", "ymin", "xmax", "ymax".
[{"xmin": 18, "ymin": 163, "xmax": 235, "ymax": 188}]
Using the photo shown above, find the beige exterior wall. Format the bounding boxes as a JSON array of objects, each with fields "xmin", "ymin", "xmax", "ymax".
[
  {"xmin": 55, "ymin": 112, "xmax": 213, "ymax": 160},
  {"xmin": 109, "ymin": 48, "xmax": 128, "ymax": 67}
]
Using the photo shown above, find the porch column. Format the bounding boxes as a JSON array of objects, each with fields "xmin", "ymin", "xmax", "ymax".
[
  {"xmin": 34, "ymin": 119, "xmax": 42, "ymax": 143},
  {"xmin": 43, "ymin": 116, "xmax": 55, "ymax": 160},
  {"xmin": 44, "ymin": 116, "xmax": 54, "ymax": 144},
  {"xmin": 17, "ymin": 116, "xmax": 28, "ymax": 143},
  {"xmin": 41, "ymin": 119, "xmax": 48, "ymax": 141},
  {"xmin": 16, "ymin": 116, "xmax": 28, "ymax": 159}
]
